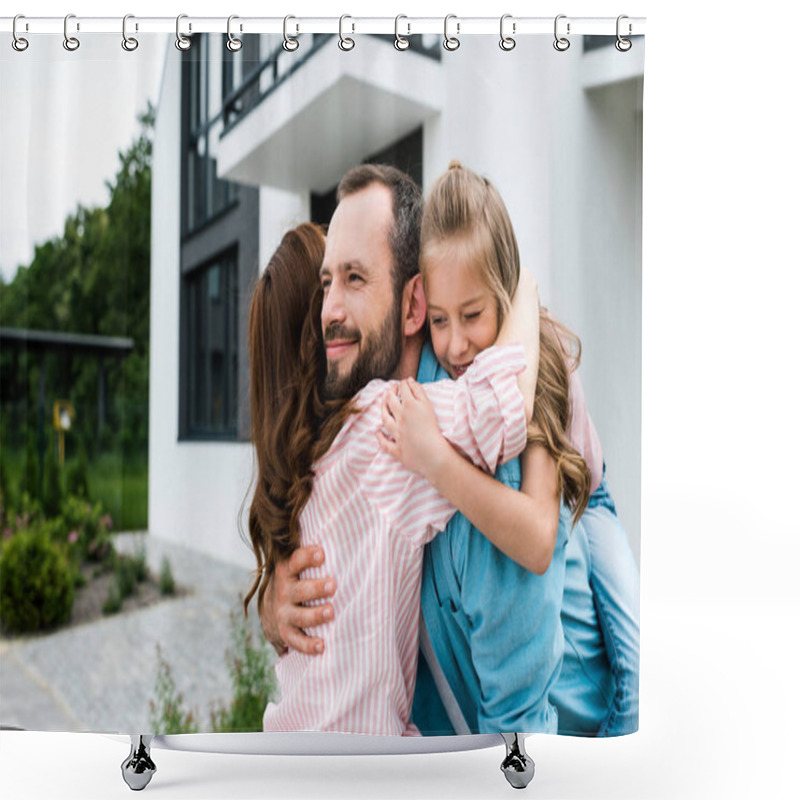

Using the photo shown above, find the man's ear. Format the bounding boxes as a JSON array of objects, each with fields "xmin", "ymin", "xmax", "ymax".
[{"xmin": 401, "ymin": 274, "xmax": 427, "ymax": 337}]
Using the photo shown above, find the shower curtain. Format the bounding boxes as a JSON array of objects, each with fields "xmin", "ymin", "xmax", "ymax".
[{"xmin": 0, "ymin": 23, "xmax": 643, "ymax": 741}]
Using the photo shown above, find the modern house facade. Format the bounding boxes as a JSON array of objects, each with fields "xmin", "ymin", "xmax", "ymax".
[{"xmin": 149, "ymin": 32, "xmax": 644, "ymax": 569}]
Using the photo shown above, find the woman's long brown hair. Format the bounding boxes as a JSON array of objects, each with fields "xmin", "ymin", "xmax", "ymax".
[{"xmin": 243, "ymin": 222, "xmax": 353, "ymax": 617}]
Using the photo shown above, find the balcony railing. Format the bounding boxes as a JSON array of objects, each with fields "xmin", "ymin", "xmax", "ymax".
[{"xmin": 221, "ymin": 33, "xmax": 441, "ymax": 138}]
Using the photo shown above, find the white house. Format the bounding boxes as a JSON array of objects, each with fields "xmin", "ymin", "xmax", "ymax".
[{"xmin": 149, "ymin": 31, "xmax": 644, "ymax": 569}]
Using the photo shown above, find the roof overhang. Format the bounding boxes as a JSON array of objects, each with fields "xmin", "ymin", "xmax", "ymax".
[{"xmin": 217, "ymin": 37, "xmax": 443, "ymax": 193}]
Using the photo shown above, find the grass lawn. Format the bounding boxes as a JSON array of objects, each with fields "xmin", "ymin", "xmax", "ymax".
[{"xmin": 1, "ymin": 448, "xmax": 148, "ymax": 532}]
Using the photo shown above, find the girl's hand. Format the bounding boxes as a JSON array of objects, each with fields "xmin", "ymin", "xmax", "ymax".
[{"xmin": 377, "ymin": 379, "xmax": 450, "ymax": 482}]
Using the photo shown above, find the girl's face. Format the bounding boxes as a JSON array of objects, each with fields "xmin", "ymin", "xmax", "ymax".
[{"xmin": 423, "ymin": 238, "xmax": 500, "ymax": 379}]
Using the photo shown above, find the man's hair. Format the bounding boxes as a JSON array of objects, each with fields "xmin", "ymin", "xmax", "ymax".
[{"xmin": 337, "ymin": 164, "xmax": 423, "ymax": 300}]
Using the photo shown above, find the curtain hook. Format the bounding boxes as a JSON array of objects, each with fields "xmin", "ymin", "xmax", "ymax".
[
  {"xmin": 616, "ymin": 15, "xmax": 632, "ymax": 52},
  {"xmin": 226, "ymin": 15, "xmax": 242, "ymax": 52},
  {"xmin": 394, "ymin": 15, "xmax": 410, "ymax": 51},
  {"xmin": 443, "ymin": 14, "xmax": 460, "ymax": 51},
  {"xmin": 63, "ymin": 13, "xmax": 80, "ymax": 51},
  {"xmin": 499, "ymin": 14, "xmax": 516, "ymax": 51},
  {"xmin": 12, "ymin": 14, "xmax": 29, "ymax": 52},
  {"xmin": 553, "ymin": 14, "xmax": 570, "ymax": 52},
  {"xmin": 339, "ymin": 15, "xmax": 355, "ymax": 51},
  {"xmin": 122, "ymin": 14, "xmax": 139, "ymax": 52},
  {"xmin": 283, "ymin": 15, "xmax": 299, "ymax": 51},
  {"xmin": 175, "ymin": 14, "xmax": 191, "ymax": 51}
]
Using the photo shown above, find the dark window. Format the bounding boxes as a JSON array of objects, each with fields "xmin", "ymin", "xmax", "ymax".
[
  {"xmin": 365, "ymin": 128, "xmax": 423, "ymax": 187},
  {"xmin": 310, "ymin": 127, "xmax": 424, "ymax": 228},
  {"xmin": 182, "ymin": 34, "xmax": 238, "ymax": 235},
  {"xmin": 184, "ymin": 251, "xmax": 239, "ymax": 437}
]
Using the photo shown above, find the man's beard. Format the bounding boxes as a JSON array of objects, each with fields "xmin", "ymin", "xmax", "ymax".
[{"xmin": 324, "ymin": 303, "xmax": 403, "ymax": 400}]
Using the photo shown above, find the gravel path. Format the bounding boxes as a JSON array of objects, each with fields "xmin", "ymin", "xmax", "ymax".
[{"xmin": 0, "ymin": 533, "xmax": 274, "ymax": 733}]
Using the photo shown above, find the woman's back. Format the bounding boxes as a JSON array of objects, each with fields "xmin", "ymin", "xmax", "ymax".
[{"xmin": 262, "ymin": 345, "xmax": 529, "ymax": 735}]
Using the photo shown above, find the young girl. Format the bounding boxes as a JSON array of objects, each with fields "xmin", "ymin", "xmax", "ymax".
[
  {"xmin": 379, "ymin": 161, "xmax": 639, "ymax": 734},
  {"xmin": 379, "ymin": 161, "xmax": 593, "ymax": 576},
  {"xmin": 246, "ymin": 214, "xmax": 543, "ymax": 735}
]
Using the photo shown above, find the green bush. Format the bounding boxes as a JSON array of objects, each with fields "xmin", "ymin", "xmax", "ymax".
[
  {"xmin": 102, "ymin": 582, "xmax": 123, "ymax": 616},
  {"xmin": 148, "ymin": 609, "xmax": 276, "ymax": 734},
  {"xmin": 148, "ymin": 645, "xmax": 199, "ymax": 734},
  {"xmin": 131, "ymin": 545, "xmax": 148, "ymax": 583},
  {"xmin": 102, "ymin": 550, "xmax": 149, "ymax": 616},
  {"xmin": 115, "ymin": 556, "xmax": 138, "ymax": 600},
  {"xmin": 158, "ymin": 557, "xmax": 175, "ymax": 596},
  {"xmin": 0, "ymin": 525, "xmax": 75, "ymax": 633},
  {"xmin": 210, "ymin": 611, "xmax": 275, "ymax": 733},
  {"xmin": 0, "ymin": 458, "xmax": 12, "ymax": 512},
  {"xmin": 65, "ymin": 447, "xmax": 90, "ymax": 499},
  {"xmin": 23, "ymin": 441, "xmax": 39, "ymax": 503},
  {"xmin": 42, "ymin": 447, "xmax": 62, "ymax": 518}
]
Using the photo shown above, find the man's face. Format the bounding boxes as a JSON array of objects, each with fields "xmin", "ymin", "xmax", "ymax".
[{"xmin": 320, "ymin": 183, "xmax": 403, "ymax": 399}]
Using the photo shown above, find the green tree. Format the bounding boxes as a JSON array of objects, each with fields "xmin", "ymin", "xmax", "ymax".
[{"xmin": 0, "ymin": 102, "xmax": 154, "ymax": 466}]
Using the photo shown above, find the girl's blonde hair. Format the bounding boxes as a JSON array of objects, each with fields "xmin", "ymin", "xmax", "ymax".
[{"xmin": 421, "ymin": 161, "xmax": 592, "ymax": 520}]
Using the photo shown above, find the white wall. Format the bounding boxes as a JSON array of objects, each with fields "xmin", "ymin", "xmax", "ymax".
[
  {"xmin": 258, "ymin": 187, "xmax": 309, "ymax": 275},
  {"xmin": 149, "ymin": 44, "xmax": 256, "ymax": 570}
]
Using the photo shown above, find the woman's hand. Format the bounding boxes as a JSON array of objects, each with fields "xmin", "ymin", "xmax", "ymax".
[{"xmin": 377, "ymin": 378, "xmax": 451, "ymax": 483}]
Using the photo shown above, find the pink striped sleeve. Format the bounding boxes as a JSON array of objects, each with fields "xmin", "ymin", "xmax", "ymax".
[
  {"xmin": 567, "ymin": 370, "xmax": 603, "ymax": 494},
  {"xmin": 362, "ymin": 343, "xmax": 529, "ymax": 548}
]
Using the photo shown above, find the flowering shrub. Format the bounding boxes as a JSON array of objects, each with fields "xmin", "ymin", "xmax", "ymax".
[{"xmin": 60, "ymin": 496, "xmax": 113, "ymax": 565}]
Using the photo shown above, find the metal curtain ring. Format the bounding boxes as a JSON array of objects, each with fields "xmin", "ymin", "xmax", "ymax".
[
  {"xmin": 226, "ymin": 15, "xmax": 242, "ymax": 52},
  {"xmin": 443, "ymin": 14, "xmax": 460, "ymax": 51},
  {"xmin": 12, "ymin": 14, "xmax": 29, "ymax": 52},
  {"xmin": 283, "ymin": 15, "xmax": 299, "ymax": 51},
  {"xmin": 616, "ymin": 15, "xmax": 632, "ymax": 51},
  {"xmin": 339, "ymin": 15, "xmax": 355, "ymax": 51},
  {"xmin": 122, "ymin": 14, "xmax": 139, "ymax": 52},
  {"xmin": 553, "ymin": 14, "xmax": 570, "ymax": 52},
  {"xmin": 499, "ymin": 14, "xmax": 516, "ymax": 51},
  {"xmin": 175, "ymin": 14, "xmax": 191, "ymax": 51},
  {"xmin": 394, "ymin": 15, "xmax": 410, "ymax": 51},
  {"xmin": 63, "ymin": 13, "xmax": 80, "ymax": 51}
]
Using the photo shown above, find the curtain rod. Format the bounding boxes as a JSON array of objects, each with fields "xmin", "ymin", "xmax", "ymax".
[{"xmin": 0, "ymin": 16, "xmax": 646, "ymax": 37}]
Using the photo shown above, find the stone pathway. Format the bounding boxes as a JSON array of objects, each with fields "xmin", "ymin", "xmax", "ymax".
[{"xmin": 0, "ymin": 533, "xmax": 274, "ymax": 733}]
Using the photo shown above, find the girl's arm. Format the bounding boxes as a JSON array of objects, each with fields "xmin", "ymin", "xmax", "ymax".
[
  {"xmin": 381, "ymin": 388, "xmax": 559, "ymax": 574},
  {"xmin": 430, "ymin": 439, "xmax": 560, "ymax": 575}
]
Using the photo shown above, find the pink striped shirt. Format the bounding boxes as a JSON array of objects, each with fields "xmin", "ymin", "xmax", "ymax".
[
  {"xmin": 567, "ymin": 371, "xmax": 603, "ymax": 494},
  {"xmin": 262, "ymin": 343, "xmax": 529, "ymax": 735}
]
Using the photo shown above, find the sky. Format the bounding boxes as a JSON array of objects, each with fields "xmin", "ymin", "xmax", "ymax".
[{"xmin": 0, "ymin": 32, "xmax": 167, "ymax": 282}]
